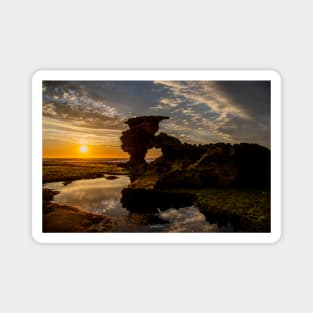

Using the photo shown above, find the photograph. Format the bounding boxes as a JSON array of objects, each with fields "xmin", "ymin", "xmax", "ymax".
[
  {"xmin": 5, "ymin": 2, "xmax": 313, "ymax": 311},
  {"xmin": 32, "ymin": 70, "xmax": 281, "ymax": 243}
]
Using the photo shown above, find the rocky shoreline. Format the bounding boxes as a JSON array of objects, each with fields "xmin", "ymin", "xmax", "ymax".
[
  {"xmin": 43, "ymin": 160, "xmax": 130, "ymax": 184},
  {"xmin": 43, "ymin": 165, "xmax": 270, "ymax": 232},
  {"xmin": 120, "ymin": 115, "xmax": 271, "ymax": 232},
  {"xmin": 42, "ymin": 115, "xmax": 271, "ymax": 233},
  {"xmin": 43, "ymin": 188, "xmax": 113, "ymax": 232}
]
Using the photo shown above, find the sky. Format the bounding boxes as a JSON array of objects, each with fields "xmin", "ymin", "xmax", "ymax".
[{"xmin": 42, "ymin": 80, "xmax": 270, "ymax": 158}]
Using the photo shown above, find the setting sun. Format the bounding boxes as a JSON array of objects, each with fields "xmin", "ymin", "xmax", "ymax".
[{"xmin": 80, "ymin": 145, "xmax": 88, "ymax": 153}]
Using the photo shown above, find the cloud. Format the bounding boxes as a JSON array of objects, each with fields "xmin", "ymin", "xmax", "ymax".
[
  {"xmin": 43, "ymin": 82, "xmax": 126, "ymax": 130},
  {"xmin": 42, "ymin": 80, "xmax": 271, "ymax": 151},
  {"xmin": 42, "ymin": 82, "xmax": 131, "ymax": 153},
  {"xmin": 159, "ymin": 97, "xmax": 180, "ymax": 108},
  {"xmin": 43, "ymin": 117, "xmax": 124, "ymax": 147},
  {"xmin": 152, "ymin": 80, "xmax": 270, "ymax": 146},
  {"xmin": 43, "ymin": 103, "xmax": 58, "ymax": 117},
  {"xmin": 154, "ymin": 80, "xmax": 250, "ymax": 118}
]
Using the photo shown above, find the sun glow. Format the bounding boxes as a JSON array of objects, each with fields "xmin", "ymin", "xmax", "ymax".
[{"xmin": 80, "ymin": 145, "xmax": 88, "ymax": 153}]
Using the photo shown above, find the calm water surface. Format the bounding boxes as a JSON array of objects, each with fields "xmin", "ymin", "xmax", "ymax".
[
  {"xmin": 44, "ymin": 175, "xmax": 218, "ymax": 232},
  {"xmin": 44, "ymin": 176, "xmax": 130, "ymax": 216}
]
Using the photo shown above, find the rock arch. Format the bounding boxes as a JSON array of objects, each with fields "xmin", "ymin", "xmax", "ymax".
[{"xmin": 120, "ymin": 116, "xmax": 169, "ymax": 166}]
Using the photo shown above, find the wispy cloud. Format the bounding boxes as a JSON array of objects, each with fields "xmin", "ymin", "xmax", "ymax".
[
  {"xmin": 151, "ymin": 80, "xmax": 269, "ymax": 146},
  {"xmin": 43, "ymin": 83, "xmax": 126, "ymax": 130},
  {"xmin": 42, "ymin": 80, "xmax": 271, "ymax": 157},
  {"xmin": 43, "ymin": 117, "xmax": 124, "ymax": 147},
  {"xmin": 154, "ymin": 81, "xmax": 250, "ymax": 117},
  {"xmin": 42, "ymin": 83, "xmax": 129, "ymax": 154}
]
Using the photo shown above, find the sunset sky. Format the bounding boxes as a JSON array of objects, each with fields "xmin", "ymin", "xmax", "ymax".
[{"xmin": 43, "ymin": 80, "xmax": 270, "ymax": 158}]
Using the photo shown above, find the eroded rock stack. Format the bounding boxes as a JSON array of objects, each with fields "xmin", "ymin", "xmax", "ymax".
[
  {"xmin": 120, "ymin": 116, "xmax": 270, "ymax": 189},
  {"xmin": 120, "ymin": 116, "xmax": 169, "ymax": 167}
]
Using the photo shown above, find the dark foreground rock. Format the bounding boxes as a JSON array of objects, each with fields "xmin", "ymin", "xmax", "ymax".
[
  {"xmin": 194, "ymin": 188, "xmax": 271, "ymax": 232},
  {"xmin": 153, "ymin": 142, "xmax": 270, "ymax": 189},
  {"xmin": 121, "ymin": 188, "xmax": 195, "ymax": 213},
  {"xmin": 119, "ymin": 186, "xmax": 270, "ymax": 232}
]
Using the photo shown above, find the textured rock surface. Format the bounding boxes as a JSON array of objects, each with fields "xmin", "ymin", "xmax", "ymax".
[
  {"xmin": 121, "ymin": 116, "xmax": 270, "ymax": 189},
  {"xmin": 153, "ymin": 142, "xmax": 270, "ymax": 188}
]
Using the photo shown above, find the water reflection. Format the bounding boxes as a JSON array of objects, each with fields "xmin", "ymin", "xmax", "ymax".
[
  {"xmin": 44, "ymin": 175, "xmax": 130, "ymax": 216},
  {"xmin": 159, "ymin": 206, "xmax": 219, "ymax": 232},
  {"xmin": 44, "ymin": 176, "xmax": 221, "ymax": 232}
]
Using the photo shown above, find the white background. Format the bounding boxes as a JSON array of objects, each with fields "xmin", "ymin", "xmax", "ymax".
[{"xmin": 0, "ymin": 1, "xmax": 312, "ymax": 312}]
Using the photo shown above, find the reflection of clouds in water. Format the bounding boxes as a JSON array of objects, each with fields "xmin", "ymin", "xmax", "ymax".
[
  {"xmin": 44, "ymin": 178, "xmax": 232, "ymax": 232},
  {"xmin": 158, "ymin": 206, "xmax": 219, "ymax": 232},
  {"xmin": 43, "ymin": 176, "xmax": 130, "ymax": 216}
]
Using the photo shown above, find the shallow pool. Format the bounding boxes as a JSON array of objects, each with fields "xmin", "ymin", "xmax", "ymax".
[
  {"xmin": 44, "ymin": 176, "xmax": 130, "ymax": 216},
  {"xmin": 44, "ymin": 175, "xmax": 219, "ymax": 232}
]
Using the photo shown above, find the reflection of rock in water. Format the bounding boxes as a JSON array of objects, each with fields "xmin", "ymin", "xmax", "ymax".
[
  {"xmin": 120, "ymin": 188, "xmax": 195, "ymax": 213},
  {"xmin": 158, "ymin": 206, "xmax": 219, "ymax": 232},
  {"xmin": 110, "ymin": 212, "xmax": 167, "ymax": 232}
]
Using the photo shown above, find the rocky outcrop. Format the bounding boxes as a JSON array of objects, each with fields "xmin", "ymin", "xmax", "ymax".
[
  {"xmin": 120, "ymin": 116, "xmax": 270, "ymax": 189},
  {"xmin": 153, "ymin": 142, "xmax": 270, "ymax": 188},
  {"xmin": 120, "ymin": 116, "xmax": 169, "ymax": 167}
]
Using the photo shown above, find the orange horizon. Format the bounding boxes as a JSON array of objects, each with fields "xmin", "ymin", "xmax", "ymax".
[{"xmin": 42, "ymin": 146, "xmax": 162, "ymax": 159}]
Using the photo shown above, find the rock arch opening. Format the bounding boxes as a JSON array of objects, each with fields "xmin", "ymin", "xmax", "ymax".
[{"xmin": 145, "ymin": 148, "xmax": 162, "ymax": 162}]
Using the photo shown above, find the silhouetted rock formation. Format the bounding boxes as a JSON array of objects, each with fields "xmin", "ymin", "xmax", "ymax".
[
  {"xmin": 120, "ymin": 116, "xmax": 270, "ymax": 189},
  {"xmin": 120, "ymin": 116, "xmax": 169, "ymax": 167}
]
